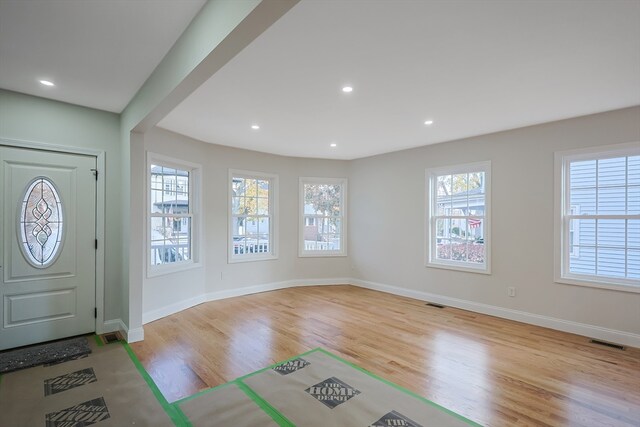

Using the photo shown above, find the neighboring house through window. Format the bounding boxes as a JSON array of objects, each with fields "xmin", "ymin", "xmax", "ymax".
[
  {"xmin": 148, "ymin": 155, "xmax": 200, "ymax": 275},
  {"xmin": 299, "ymin": 177, "xmax": 347, "ymax": 257},
  {"xmin": 426, "ymin": 161, "xmax": 491, "ymax": 273},
  {"xmin": 555, "ymin": 143, "xmax": 639, "ymax": 292},
  {"xmin": 229, "ymin": 170, "xmax": 278, "ymax": 262}
]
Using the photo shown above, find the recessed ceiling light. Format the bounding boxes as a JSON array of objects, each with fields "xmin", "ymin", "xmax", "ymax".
[
  {"xmin": 251, "ymin": 124, "xmax": 260, "ymax": 130},
  {"xmin": 39, "ymin": 80, "xmax": 55, "ymax": 87},
  {"xmin": 424, "ymin": 120, "xmax": 434, "ymax": 126},
  {"xmin": 342, "ymin": 86, "xmax": 353, "ymax": 93},
  {"xmin": 330, "ymin": 143, "xmax": 337, "ymax": 148}
]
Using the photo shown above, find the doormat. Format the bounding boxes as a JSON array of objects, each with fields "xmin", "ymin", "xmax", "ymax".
[
  {"xmin": 0, "ymin": 336, "xmax": 91, "ymax": 374},
  {"xmin": 174, "ymin": 348, "xmax": 482, "ymax": 427},
  {"xmin": 0, "ymin": 336, "xmax": 178, "ymax": 426}
]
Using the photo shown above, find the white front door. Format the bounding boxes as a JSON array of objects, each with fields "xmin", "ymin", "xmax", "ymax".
[{"xmin": 0, "ymin": 146, "xmax": 96, "ymax": 350}]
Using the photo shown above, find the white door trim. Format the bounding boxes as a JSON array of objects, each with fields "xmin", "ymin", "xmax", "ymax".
[{"xmin": 0, "ymin": 137, "xmax": 107, "ymax": 334}]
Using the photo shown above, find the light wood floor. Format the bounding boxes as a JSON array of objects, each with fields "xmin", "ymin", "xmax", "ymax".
[{"xmin": 130, "ymin": 285, "xmax": 640, "ymax": 427}]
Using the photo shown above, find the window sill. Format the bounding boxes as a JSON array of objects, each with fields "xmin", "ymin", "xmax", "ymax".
[
  {"xmin": 147, "ymin": 261, "xmax": 202, "ymax": 278},
  {"xmin": 427, "ymin": 260, "xmax": 490, "ymax": 275},
  {"xmin": 228, "ymin": 254, "xmax": 278, "ymax": 264},
  {"xmin": 299, "ymin": 251, "xmax": 347, "ymax": 258},
  {"xmin": 555, "ymin": 275, "xmax": 640, "ymax": 294}
]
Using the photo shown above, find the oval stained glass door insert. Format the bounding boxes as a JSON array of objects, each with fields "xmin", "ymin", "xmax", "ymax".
[{"xmin": 19, "ymin": 177, "xmax": 64, "ymax": 268}]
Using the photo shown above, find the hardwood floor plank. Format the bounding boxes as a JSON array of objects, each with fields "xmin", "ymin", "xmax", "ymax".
[{"xmin": 130, "ymin": 285, "xmax": 640, "ymax": 426}]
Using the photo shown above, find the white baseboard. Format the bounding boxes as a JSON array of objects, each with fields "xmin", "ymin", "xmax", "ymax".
[
  {"xmin": 101, "ymin": 319, "xmax": 123, "ymax": 334},
  {"xmin": 126, "ymin": 326, "xmax": 144, "ymax": 343},
  {"xmin": 143, "ymin": 294, "xmax": 207, "ymax": 324},
  {"xmin": 142, "ymin": 278, "xmax": 351, "ymax": 325},
  {"xmin": 101, "ymin": 318, "xmax": 143, "ymax": 343},
  {"xmin": 350, "ymin": 279, "xmax": 640, "ymax": 348},
  {"xmin": 204, "ymin": 278, "xmax": 351, "ymax": 302}
]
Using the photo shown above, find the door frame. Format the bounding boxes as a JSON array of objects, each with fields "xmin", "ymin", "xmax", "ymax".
[{"xmin": 0, "ymin": 137, "xmax": 106, "ymax": 334}]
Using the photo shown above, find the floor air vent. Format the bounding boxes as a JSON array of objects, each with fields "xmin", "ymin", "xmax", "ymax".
[
  {"xmin": 102, "ymin": 333, "xmax": 120, "ymax": 344},
  {"xmin": 590, "ymin": 339, "xmax": 625, "ymax": 350},
  {"xmin": 425, "ymin": 302, "xmax": 445, "ymax": 309}
]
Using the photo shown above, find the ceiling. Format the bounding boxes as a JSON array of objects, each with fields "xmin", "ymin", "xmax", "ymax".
[
  {"xmin": 0, "ymin": 0, "xmax": 206, "ymax": 113},
  {"xmin": 1, "ymin": 1, "xmax": 638, "ymax": 160},
  {"xmin": 158, "ymin": 0, "xmax": 640, "ymax": 160}
]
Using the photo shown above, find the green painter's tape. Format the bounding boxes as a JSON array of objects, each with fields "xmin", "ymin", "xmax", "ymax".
[
  {"xmin": 172, "ymin": 403, "xmax": 193, "ymax": 427},
  {"xmin": 121, "ymin": 341, "xmax": 185, "ymax": 426},
  {"xmin": 236, "ymin": 379, "xmax": 296, "ymax": 427},
  {"xmin": 173, "ymin": 378, "xmax": 234, "ymax": 406},
  {"xmin": 93, "ymin": 334, "xmax": 104, "ymax": 347}
]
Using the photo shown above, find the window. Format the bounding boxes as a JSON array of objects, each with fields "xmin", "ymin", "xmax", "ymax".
[
  {"xmin": 19, "ymin": 177, "xmax": 64, "ymax": 268},
  {"xmin": 426, "ymin": 162, "xmax": 491, "ymax": 273},
  {"xmin": 555, "ymin": 143, "xmax": 639, "ymax": 292},
  {"xmin": 148, "ymin": 155, "xmax": 200, "ymax": 275},
  {"xmin": 299, "ymin": 177, "xmax": 347, "ymax": 257},
  {"xmin": 229, "ymin": 170, "xmax": 278, "ymax": 262}
]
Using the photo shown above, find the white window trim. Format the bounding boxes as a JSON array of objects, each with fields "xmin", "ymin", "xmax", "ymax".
[
  {"xmin": 425, "ymin": 161, "xmax": 491, "ymax": 274},
  {"xmin": 299, "ymin": 177, "xmax": 348, "ymax": 257},
  {"xmin": 554, "ymin": 141, "xmax": 640, "ymax": 293},
  {"xmin": 228, "ymin": 169, "xmax": 279, "ymax": 263},
  {"xmin": 146, "ymin": 153, "xmax": 202, "ymax": 278}
]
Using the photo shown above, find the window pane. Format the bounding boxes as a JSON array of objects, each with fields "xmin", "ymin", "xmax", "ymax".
[
  {"xmin": 628, "ymin": 250, "xmax": 640, "ymax": 279},
  {"xmin": 150, "ymin": 189, "xmax": 164, "ymax": 213},
  {"xmin": 570, "ymin": 187, "xmax": 596, "ymax": 214},
  {"xmin": 468, "ymin": 172, "xmax": 484, "ymax": 193},
  {"xmin": 569, "ymin": 160, "xmax": 596, "ymax": 188},
  {"xmin": 628, "ymin": 185, "xmax": 640, "ymax": 215},
  {"xmin": 233, "ymin": 178, "xmax": 246, "ymax": 197},
  {"xmin": 452, "ymin": 174, "xmax": 468, "ymax": 196},
  {"xmin": 257, "ymin": 217, "xmax": 270, "ymax": 238},
  {"xmin": 597, "ymin": 247, "xmax": 626, "ymax": 278},
  {"xmin": 231, "ymin": 217, "xmax": 246, "ymax": 236},
  {"xmin": 570, "ymin": 246, "xmax": 596, "ymax": 275},
  {"xmin": 257, "ymin": 179, "xmax": 269, "ymax": 197},
  {"xmin": 574, "ymin": 218, "xmax": 595, "ymax": 246},
  {"xmin": 436, "ymin": 197, "xmax": 450, "ymax": 216},
  {"xmin": 628, "ymin": 156, "xmax": 640, "ymax": 186},
  {"xmin": 233, "ymin": 237, "xmax": 246, "ymax": 255},
  {"xmin": 628, "ymin": 220, "xmax": 640, "ymax": 249},
  {"xmin": 597, "ymin": 186, "xmax": 626, "ymax": 215},
  {"xmin": 257, "ymin": 197, "xmax": 269, "ymax": 215},
  {"xmin": 467, "ymin": 241, "xmax": 485, "ymax": 264},
  {"xmin": 232, "ymin": 196, "xmax": 245, "ymax": 215},
  {"xmin": 597, "ymin": 219, "xmax": 625, "ymax": 248},
  {"xmin": 598, "ymin": 157, "xmax": 626, "ymax": 187},
  {"xmin": 436, "ymin": 239, "xmax": 451, "ymax": 260}
]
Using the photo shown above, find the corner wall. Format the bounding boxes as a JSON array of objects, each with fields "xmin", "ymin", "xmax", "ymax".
[{"xmin": 349, "ymin": 106, "xmax": 640, "ymax": 339}]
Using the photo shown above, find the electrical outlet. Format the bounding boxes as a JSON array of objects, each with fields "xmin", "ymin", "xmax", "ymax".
[{"xmin": 507, "ymin": 287, "xmax": 516, "ymax": 297}]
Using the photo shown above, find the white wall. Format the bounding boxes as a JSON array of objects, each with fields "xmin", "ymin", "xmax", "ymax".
[
  {"xmin": 349, "ymin": 106, "xmax": 640, "ymax": 337},
  {"xmin": 0, "ymin": 89, "xmax": 123, "ymax": 324},
  {"xmin": 139, "ymin": 127, "xmax": 351, "ymax": 322}
]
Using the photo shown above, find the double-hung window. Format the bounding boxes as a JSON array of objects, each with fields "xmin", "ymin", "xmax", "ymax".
[
  {"xmin": 299, "ymin": 177, "xmax": 347, "ymax": 257},
  {"xmin": 426, "ymin": 161, "xmax": 491, "ymax": 273},
  {"xmin": 148, "ymin": 156, "xmax": 200, "ymax": 275},
  {"xmin": 555, "ymin": 143, "xmax": 639, "ymax": 292},
  {"xmin": 229, "ymin": 170, "xmax": 278, "ymax": 262}
]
